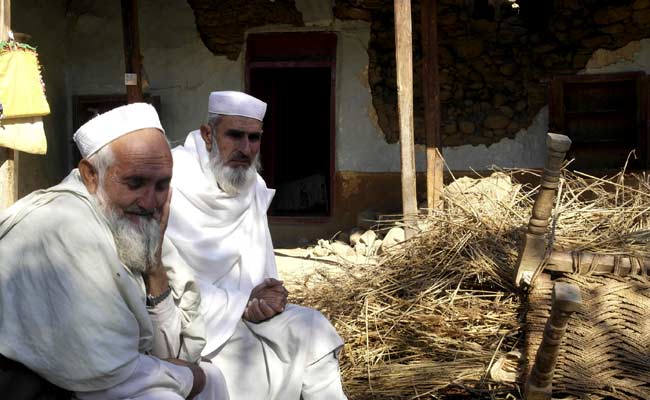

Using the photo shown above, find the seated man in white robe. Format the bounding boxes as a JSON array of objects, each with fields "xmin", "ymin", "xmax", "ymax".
[
  {"xmin": 163, "ymin": 91, "xmax": 347, "ymax": 399},
  {"xmin": 0, "ymin": 103, "xmax": 228, "ymax": 400}
]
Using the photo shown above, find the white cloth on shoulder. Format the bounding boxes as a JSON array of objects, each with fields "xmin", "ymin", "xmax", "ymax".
[
  {"xmin": 164, "ymin": 130, "xmax": 346, "ymax": 399},
  {"xmin": 0, "ymin": 170, "xmax": 205, "ymax": 393},
  {"xmin": 165, "ymin": 129, "xmax": 277, "ymax": 356}
]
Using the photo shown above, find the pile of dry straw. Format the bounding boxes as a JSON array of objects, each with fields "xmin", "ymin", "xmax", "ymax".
[{"xmin": 291, "ymin": 166, "xmax": 650, "ymax": 399}]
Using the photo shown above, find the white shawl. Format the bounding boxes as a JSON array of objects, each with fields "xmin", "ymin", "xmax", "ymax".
[
  {"xmin": 164, "ymin": 130, "xmax": 277, "ymax": 355},
  {"xmin": 0, "ymin": 171, "xmax": 204, "ymax": 391}
]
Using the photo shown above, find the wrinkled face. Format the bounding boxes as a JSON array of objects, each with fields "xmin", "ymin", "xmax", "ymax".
[
  {"xmin": 98, "ymin": 128, "xmax": 172, "ymax": 225},
  {"xmin": 203, "ymin": 115, "xmax": 263, "ymax": 169}
]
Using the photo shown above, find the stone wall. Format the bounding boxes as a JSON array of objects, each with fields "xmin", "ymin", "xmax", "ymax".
[
  {"xmin": 337, "ymin": 0, "xmax": 650, "ymax": 147},
  {"xmin": 186, "ymin": 0, "xmax": 303, "ymax": 60}
]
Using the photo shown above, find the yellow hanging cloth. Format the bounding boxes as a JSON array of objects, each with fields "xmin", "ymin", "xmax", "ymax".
[{"xmin": 0, "ymin": 43, "xmax": 49, "ymax": 154}]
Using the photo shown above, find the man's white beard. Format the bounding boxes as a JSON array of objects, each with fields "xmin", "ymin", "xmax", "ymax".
[
  {"xmin": 94, "ymin": 188, "xmax": 160, "ymax": 274},
  {"xmin": 207, "ymin": 144, "xmax": 259, "ymax": 195}
]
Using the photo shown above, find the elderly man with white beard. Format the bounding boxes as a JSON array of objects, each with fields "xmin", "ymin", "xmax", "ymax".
[
  {"xmin": 0, "ymin": 103, "xmax": 228, "ymax": 399},
  {"xmin": 163, "ymin": 91, "xmax": 347, "ymax": 399}
]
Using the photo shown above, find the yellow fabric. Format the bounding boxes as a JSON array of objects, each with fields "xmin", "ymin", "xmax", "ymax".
[
  {"xmin": 0, "ymin": 117, "xmax": 47, "ymax": 155},
  {"xmin": 0, "ymin": 49, "xmax": 50, "ymax": 118}
]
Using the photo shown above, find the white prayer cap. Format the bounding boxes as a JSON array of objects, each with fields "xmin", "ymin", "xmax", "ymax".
[
  {"xmin": 208, "ymin": 91, "xmax": 267, "ymax": 121},
  {"xmin": 73, "ymin": 102, "xmax": 165, "ymax": 158}
]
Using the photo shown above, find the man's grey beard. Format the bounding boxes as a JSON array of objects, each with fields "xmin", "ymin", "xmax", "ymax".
[
  {"xmin": 206, "ymin": 144, "xmax": 260, "ymax": 195},
  {"xmin": 93, "ymin": 188, "xmax": 160, "ymax": 274}
]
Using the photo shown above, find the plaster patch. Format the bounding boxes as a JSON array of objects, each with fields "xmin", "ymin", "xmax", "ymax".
[
  {"xmin": 358, "ymin": 64, "xmax": 369, "ymax": 89},
  {"xmin": 586, "ymin": 41, "xmax": 642, "ymax": 69},
  {"xmin": 440, "ymin": 106, "xmax": 549, "ymax": 171},
  {"xmin": 582, "ymin": 37, "xmax": 650, "ymax": 74},
  {"xmin": 294, "ymin": 0, "xmax": 334, "ymax": 26}
]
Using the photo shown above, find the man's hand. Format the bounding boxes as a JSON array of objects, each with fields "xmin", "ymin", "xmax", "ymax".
[
  {"xmin": 164, "ymin": 358, "xmax": 206, "ymax": 399},
  {"xmin": 243, "ymin": 278, "xmax": 289, "ymax": 323}
]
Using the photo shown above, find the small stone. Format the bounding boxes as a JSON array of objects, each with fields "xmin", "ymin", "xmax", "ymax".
[
  {"xmin": 507, "ymin": 121, "xmax": 520, "ymax": 134},
  {"xmin": 355, "ymin": 242, "xmax": 367, "ymax": 256},
  {"xmin": 332, "ymin": 241, "xmax": 354, "ymax": 256},
  {"xmin": 349, "ymin": 227, "xmax": 363, "ymax": 246},
  {"xmin": 359, "ymin": 230, "xmax": 377, "ymax": 246},
  {"xmin": 594, "ymin": 7, "xmax": 631, "ymax": 25},
  {"xmin": 443, "ymin": 122, "xmax": 458, "ymax": 135},
  {"xmin": 312, "ymin": 245, "xmax": 330, "ymax": 257},
  {"xmin": 368, "ymin": 239, "xmax": 382, "ymax": 256},
  {"xmin": 381, "ymin": 227, "xmax": 405, "ymax": 253},
  {"xmin": 500, "ymin": 106, "xmax": 514, "ymax": 118},
  {"xmin": 459, "ymin": 121, "xmax": 476, "ymax": 134},
  {"xmin": 633, "ymin": 9, "xmax": 650, "ymax": 24},
  {"xmin": 318, "ymin": 239, "xmax": 333, "ymax": 251},
  {"xmin": 494, "ymin": 93, "xmax": 507, "ymax": 107},
  {"xmin": 515, "ymin": 100, "xmax": 526, "ymax": 111},
  {"xmin": 499, "ymin": 63, "xmax": 517, "ymax": 76},
  {"xmin": 483, "ymin": 114, "xmax": 510, "ymax": 130}
]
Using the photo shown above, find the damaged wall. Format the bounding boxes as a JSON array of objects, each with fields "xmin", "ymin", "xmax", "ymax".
[{"xmin": 11, "ymin": 0, "xmax": 650, "ymax": 242}]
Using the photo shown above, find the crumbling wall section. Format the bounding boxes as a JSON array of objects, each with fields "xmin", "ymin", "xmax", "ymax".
[
  {"xmin": 186, "ymin": 0, "xmax": 304, "ymax": 60},
  {"xmin": 187, "ymin": 0, "xmax": 650, "ymax": 147},
  {"xmin": 335, "ymin": 0, "xmax": 650, "ymax": 146}
]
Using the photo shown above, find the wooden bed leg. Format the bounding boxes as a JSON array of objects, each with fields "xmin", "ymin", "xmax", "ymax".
[
  {"xmin": 525, "ymin": 282, "xmax": 582, "ymax": 400},
  {"xmin": 514, "ymin": 133, "xmax": 571, "ymax": 287}
]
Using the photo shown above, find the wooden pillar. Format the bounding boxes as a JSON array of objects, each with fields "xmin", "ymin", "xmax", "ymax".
[
  {"xmin": 421, "ymin": 0, "xmax": 443, "ymax": 210},
  {"xmin": 394, "ymin": 0, "xmax": 418, "ymax": 237},
  {"xmin": 121, "ymin": 0, "xmax": 143, "ymax": 103},
  {"xmin": 0, "ymin": 0, "xmax": 16, "ymax": 210}
]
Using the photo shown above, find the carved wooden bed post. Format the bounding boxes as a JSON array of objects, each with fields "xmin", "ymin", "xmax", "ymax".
[
  {"xmin": 525, "ymin": 282, "xmax": 582, "ymax": 400},
  {"xmin": 514, "ymin": 133, "xmax": 572, "ymax": 287}
]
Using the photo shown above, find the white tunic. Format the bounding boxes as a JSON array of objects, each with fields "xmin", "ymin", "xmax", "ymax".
[
  {"xmin": 164, "ymin": 130, "xmax": 345, "ymax": 399},
  {"xmin": 0, "ymin": 170, "xmax": 225, "ymax": 399}
]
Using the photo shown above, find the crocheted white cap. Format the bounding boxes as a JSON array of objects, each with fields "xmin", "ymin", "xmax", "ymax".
[
  {"xmin": 208, "ymin": 91, "xmax": 267, "ymax": 121},
  {"xmin": 73, "ymin": 103, "xmax": 165, "ymax": 158}
]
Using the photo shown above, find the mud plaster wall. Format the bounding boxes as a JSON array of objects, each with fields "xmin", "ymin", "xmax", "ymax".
[
  {"xmin": 13, "ymin": 0, "xmax": 650, "ymax": 205},
  {"xmin": 64, "ymin": 0, "xmax": 242, "ymax": 150},
  {"xmin": 13, "ymin": 0, "xmax": 69, "ymax": 197}
]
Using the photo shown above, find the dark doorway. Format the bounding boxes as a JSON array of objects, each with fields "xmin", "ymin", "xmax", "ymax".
[{"xmin": 246, "ymin": 33, "xmax": 336, "ymax": 218}]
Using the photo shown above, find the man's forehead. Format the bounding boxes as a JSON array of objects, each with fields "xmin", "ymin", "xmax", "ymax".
[
  {"xmin": 110, "ymin": 129, "xmax": 173, "ymax": 173},
  {"xmin": 219, "ymin": 115, "xmax": 263, "ymax": 132}
]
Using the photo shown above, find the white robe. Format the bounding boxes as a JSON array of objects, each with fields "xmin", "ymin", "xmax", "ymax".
[
  {"xmin": 0, "ymin": 170, "xmax": 224, "ymax": 399},
  {"xmin": 164, "ymin": 130, "xmax": 346, "ymax": 399}
]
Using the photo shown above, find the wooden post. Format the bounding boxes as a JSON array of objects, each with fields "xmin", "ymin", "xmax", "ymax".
[
  {"xmin": 421, "ymin": 0, "xmax": 443, "ymax": 210},
  {"xmin": 394, "ymin": 0, "xmax": 418, "ymax": 237},
  {"xmin": 121, "ymin": 0, "xmax": 143, "ymax": 103},
  {"xmin": 525, "ymin": 282, "xmax": 582, "ymax": 400},
  {"xmin": 0, "ymin": 0, "xmax": 16, "ymax": 210},
  {"xmin": 514, "ymin": 133, "xmax": 572, "ymax": 287}
]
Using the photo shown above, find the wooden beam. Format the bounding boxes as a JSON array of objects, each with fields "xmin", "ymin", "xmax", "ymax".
[
  {"xmin": 421, "ymin": 0, "xmax": 443, "ymax": 211},
  {"xmin": 394, "ymin": 0, "xmax": 418, "ymax": 236},
  {"xmin": 0, "ymin": 0, "xmax": 17, "ymax": 210},
  {"xmin": 121, "ymin": 0, "xmax": 143, "ymax": 103}
]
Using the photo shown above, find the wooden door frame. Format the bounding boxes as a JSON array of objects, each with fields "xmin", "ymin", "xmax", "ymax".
[{"xmin": 245, "ymin": 32, "xmax": 337, "ymax": 223}]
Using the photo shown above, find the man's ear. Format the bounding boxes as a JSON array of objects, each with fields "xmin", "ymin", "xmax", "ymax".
[
  {"xmin": 78, "ymin": 159, "xmax": 99, "ymax": 194},
  {"xmin": 200, "ymin": 124, "xmax": 213, "ymax": 153}
]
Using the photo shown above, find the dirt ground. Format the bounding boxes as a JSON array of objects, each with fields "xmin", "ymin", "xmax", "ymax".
[{"xmin": 274, "ymin": 247, "xmax": 369, "ymax": 290}]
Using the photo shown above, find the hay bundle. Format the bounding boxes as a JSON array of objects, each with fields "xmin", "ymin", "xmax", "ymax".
[{"xmin": 290, "ymin": 169, "xmax": 650, "ymax": 399}]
